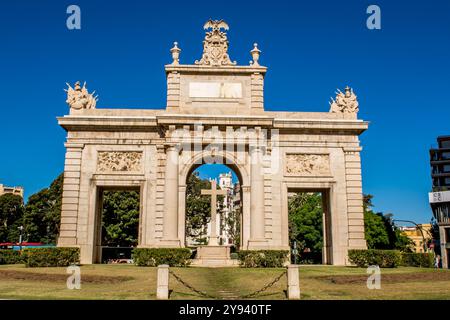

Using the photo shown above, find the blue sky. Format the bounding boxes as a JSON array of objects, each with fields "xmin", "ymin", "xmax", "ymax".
[{"xmin": 0, "ymin": 1, "xmax": 449, "ymax": 224}]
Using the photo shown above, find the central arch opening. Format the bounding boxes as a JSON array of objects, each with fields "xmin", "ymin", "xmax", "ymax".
[{"xmin": 185, "ymin": 162, "xmax": 243, "ymax": 253}]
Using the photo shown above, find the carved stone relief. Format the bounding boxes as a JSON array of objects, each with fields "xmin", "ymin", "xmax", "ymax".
[
  {"xmin": 285, "ymin": 154, "xmax": 330, "ymax": 176},
  {"xmin": 97, "ymin": 151, "xmax": 142, "ymax": 172}
]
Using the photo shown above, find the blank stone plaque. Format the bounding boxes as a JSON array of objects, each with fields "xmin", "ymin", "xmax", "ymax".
[{"xmin": 189, "ymin": 82, "xmax": 242, "ymax": 98}]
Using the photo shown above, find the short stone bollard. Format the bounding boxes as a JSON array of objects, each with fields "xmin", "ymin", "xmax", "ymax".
[
  {"xmin": 156, "ymin": 264, "xmax": 169, "ymax": 300},
  {"xmin": 287, "ymin": 264, "xmax": 300, "ymax": 300}
]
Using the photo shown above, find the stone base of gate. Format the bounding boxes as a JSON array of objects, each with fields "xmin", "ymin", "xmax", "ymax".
[{"xmin": 191, "ymin": 245, "xmax": 238, "ymax": 267}]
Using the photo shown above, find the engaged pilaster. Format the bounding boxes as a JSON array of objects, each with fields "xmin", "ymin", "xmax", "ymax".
[
  {"xmin": 344, "ymin": 147, "xmax": 367, "ymax": 250},
  {"xmin": 161, "ymin": 145, "xmax": 181, "ymax": 246},
  {"xmin": 57, "ymin": 143, "xmax": 83, "ymax": 247},
  {"xmin": 248, "ymin": 146, "xmax": 267, "ymax": 248}
]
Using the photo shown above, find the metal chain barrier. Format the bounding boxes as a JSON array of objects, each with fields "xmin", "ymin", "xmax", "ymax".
[
  {"xmin": 168, "ymin": 269, "xmax": 287, "ymax": 300},
  {"xmin": 169, "ymin": 270, "xmax": 219, "ymax": 299},
  {"xmin": 239, "ymin": 270, "xmax": 286, "ymax": 299}
]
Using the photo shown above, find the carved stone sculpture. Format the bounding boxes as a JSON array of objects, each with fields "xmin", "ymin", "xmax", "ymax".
[
  {"xmin": 195, "ymin": 19, "xmax": 236, "ymax": 67},
  {"xmin": 97, "ymin": 151, "xmax": 142, "ymax": 172},
  {"xmin": 65, "ymin": 81, "xmax": 98, "ymax": 110},
  {"xmin": 329, "ymin": 86, "xmax": 359, "ymax": 114},
  {"xmin": 285, "ymin": 154, "xmax": 330, "ymax": 176}
]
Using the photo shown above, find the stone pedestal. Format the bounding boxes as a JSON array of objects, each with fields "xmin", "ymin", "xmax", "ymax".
[
  {"xmin": 287, "ymin": 264, "xmax": 300, "ymax": 300},
  {"xmin": 191, "ymin": 245, "xmax": 238, "ymax": 267},
  {"xmin": 196, "ymin": 245, "xmax": 230, "ymax": 260},
  {"xmin": 156, "ymin": 264, "xmax": 169, "ymax": 300}
]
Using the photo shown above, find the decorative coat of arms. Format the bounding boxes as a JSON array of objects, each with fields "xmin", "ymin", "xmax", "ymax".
[
  {"xmin": 329, "ymin": 86, "xmax": 359, "ymax": 114},
  {"xmin": 65, "ymin": 81, "xmax": 98, "ymax": 110},
  {"xmin": 195, "ymin": 19, "xmax": 237, "ymax": 67}
]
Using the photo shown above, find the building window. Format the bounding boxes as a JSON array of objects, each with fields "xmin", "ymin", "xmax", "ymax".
[
  {"xmin": 440, "ymin": 140, "xmax": 450, "ymax": 148},
  {"xmin": 444, "ymin": 165, "xmax": 450, "ymax": 173},
  {"xmin": 442, "ymin": 152, "xmax": 450, "ymax": 160},
  {"xmin": 433, "ymin": 178, "xmax": 440, "ymax": 187}
]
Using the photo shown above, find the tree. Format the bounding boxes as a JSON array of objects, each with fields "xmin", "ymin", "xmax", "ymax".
[
  {"xmin": 288, "ymin": 193, "xmax": 323, "ymax": 256},
  {"xmin": 363, "ymin": 194, "xmax": 413, "ymax": 252},
  {"xmin": 223, "ymin": 206, "xmax": 241, "ymax": 248},
  {"xmin": 101, "ymin": 190, "xmax": 140, "ymax": 247},
  {"xmin": 22, "ymin": 174, "xmax": 63, "ymax": 244},
  {"xmin": 0, "ymin": 193, "xmax": 24, "ymax": 242},
  {"xmin": 363, "ymin": 196, "xmax": 390, "ymax": 249},
  {"xmin": 185, "ymin": 173, "xmax": 213, "ymax": 244}
]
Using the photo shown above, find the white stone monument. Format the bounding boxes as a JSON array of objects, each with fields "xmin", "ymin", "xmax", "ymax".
[{"xmin": 57, "ymin": 19, "xmax": 368, "ymax": 266}]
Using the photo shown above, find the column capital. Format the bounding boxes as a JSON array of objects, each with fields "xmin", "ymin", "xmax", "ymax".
[
  {"xmin": 249, "ymin": 145, "xmax": 265, "ymax": 154},
  {"xmin": 64, "ymin": 142, "xmax": 84, "ymax": 149},
  {"xmin": 164, "ymin": 143, "xmax": 181, "ymax": 153},
  {"xmin": 343, "ymin": 146, "xmax": 362, "ymax": 153}
]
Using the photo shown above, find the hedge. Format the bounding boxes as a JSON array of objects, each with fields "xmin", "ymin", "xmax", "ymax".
[
  {"xmin": 23, "ymin": 247, "xmax": 80, "ymax": 267},
  {"xmin": 132, "ymin": 248, "xmax": 191, "ymax": 267},
  {"xmin": 0, "ymin": 250, "xmax": 24, "ymax": 265},
  {"xmin": 237, "ymin": 250, "xmax": 289, "ymax": 268},
  {"xmin": 401, "ymin": 252, "xmax": 434, "ymax": 268},
  {"xmin": 348, "ymin": 249, "xmax": 402, "ymax": 268}
]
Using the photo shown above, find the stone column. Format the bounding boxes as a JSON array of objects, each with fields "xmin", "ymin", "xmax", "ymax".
[
  {"xmin": 241, "ymin": 185, "xmax": 251, "ymax": 250},
  {"xmin": 162, "ymin": 145, "xmax": 180, "ymax": 246},
  {"xmin": 248, "ymin": 146, "xmax": 266, "ymax": 247},
  {"xmin": 156, "ymin": 264, "xmax": 169, "ymax": 300},
  {"xmin": 287, "ymin": 265, "xmax": 300, "ymax": 300},
  {"xmin": 440, "ymin": 226, "xmax": 448, "ymax": 269}
]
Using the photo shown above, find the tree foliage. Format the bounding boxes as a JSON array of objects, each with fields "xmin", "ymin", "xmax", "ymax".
[
  {"xmin": 22, "ymin": 174, "xmax": 63, "ymax": 244},
  {"xmin": 0, "ymin": 193, "xmax": 24, "ymax": 242},
  {"xmin": 363, "ymin": 194, "xmax": 413, "ymax": 252},
  {"xmin": 101, "ymin": 190, "xmax": 140, "ymax": 247},
  {"xmin": 223, "ymin": 206, "xmax": 241, "ymax": 248},
  {"xmin": 186, "ymin": 172, "xmax": 213, "ymax": 243},
  {"xmin": 288, "ymin": 193, "xmax": 323, "ymax": 254}
]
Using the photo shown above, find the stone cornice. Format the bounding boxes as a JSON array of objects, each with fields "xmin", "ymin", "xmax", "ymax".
[
  {"xmin": 165, "ymin": 64, "xmax": 267, "ymax": 75},
  {"xmin": 57, "ymin": 115, "xmax": 158, "ymax": 132},
  {"xmin": 156, "ymin": 114, "xmax": 273, "ymax": 127},
  {"xmin": 273, "ymin": 118, "xmax": 369, "ymax": 134},
  {"xmin": 57, "ymin": 113, "xmax": 368, "ymax": 135}
]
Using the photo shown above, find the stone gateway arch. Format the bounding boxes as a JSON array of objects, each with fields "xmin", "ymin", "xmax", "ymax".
[{"xmin": 57, "ymin": 20, "xmax": 368, "ymax": 265}]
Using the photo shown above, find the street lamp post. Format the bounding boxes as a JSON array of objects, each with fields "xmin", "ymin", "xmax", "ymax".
[
  {"xmin": 292, "ymin": 241, "xmax": 298, "ymax": 265},
  {"xmin": 392, "ymin": 219, "xmax": 428, "ymax": 253},
  {"xmin": 18, "ymin": 225, "xmax": 24, "ymax": 251}
]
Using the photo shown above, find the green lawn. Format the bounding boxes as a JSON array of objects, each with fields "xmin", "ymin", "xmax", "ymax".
[{"xmin": 0, "ymin": 264, "xmax": 449, "ymax": 300}]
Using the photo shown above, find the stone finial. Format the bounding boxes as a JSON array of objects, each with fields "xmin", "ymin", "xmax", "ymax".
[
  {"xmin": 329, "ymin": 86, "xmax": 359, "ymax": 114},
  {"xmin": 65, "ymin": 81, "xmax": 98, "ymax": 110},
  {"xmin": 250, "ymin": 43, "xmax": 261, "ymax": 66},
  {"xmin": 170, "ymin": 42, "xmax": 181, "ymax": 65},
  {"xmin": 195, "ymin": 19, "xmax": 237, "ymax": 66}
]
